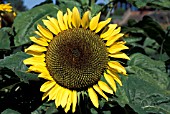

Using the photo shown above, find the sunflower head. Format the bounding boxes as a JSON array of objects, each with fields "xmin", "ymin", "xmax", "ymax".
[
  {"xmin": 0, "ymin": 3, "xmax": 12, "ymax": 13},
  {"xmin": 24, "ymin": 7, "xmax": 129, "ymax": 113}
]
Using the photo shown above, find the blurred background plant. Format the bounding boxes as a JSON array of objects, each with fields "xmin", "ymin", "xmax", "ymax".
[{"xmin": 0, "ymin": 0, "xmax": 170, "ymax": 114}]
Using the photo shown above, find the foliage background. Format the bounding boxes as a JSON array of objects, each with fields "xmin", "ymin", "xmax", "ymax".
[{"xmin": 0, "ymin": 0, "xmax": 170, "ymax": 113}]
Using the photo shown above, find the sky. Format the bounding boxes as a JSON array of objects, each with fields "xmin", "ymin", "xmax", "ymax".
[
  {"xmin": 23, "ymin": 0, "xmax": 55, "ymax": 9},
  {"xmin": 23, "ymin": 0, "xmax": 105, "ymax": 9}
]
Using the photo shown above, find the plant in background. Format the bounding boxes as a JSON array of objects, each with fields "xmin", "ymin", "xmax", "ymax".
[
  {"xmin": 0, "ymin": 3, "xmax": 12, "ymax": 12},
  {"xmin": 0, "ymin": 3, "xmax": 16, "ymax": 28}
]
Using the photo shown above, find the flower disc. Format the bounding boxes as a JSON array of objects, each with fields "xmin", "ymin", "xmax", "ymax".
[{"xmin": 46, "ymin": 28, "xmax": 108, "ymax": 90}]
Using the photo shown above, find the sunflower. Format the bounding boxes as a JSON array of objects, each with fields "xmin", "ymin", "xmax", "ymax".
[
  {"xmin": 0, "ymin": 3, "xmax": 12, "ymax": 12},
  {"xmin": 23, "ymin": 7, "xmax": 129, "ymax": 113}
]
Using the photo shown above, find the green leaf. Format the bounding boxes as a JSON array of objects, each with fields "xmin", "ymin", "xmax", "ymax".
[
  {"xmin": 143, "ymin": 37, "xmax": 156, "ymax": 47},
  {"xmin": 1, "ymin": 109, "xmax": 21, "ymax": 114},
  {"xmin": 0, "ymin": 28, "xmax": 10, "ymax": 50},
  {"xmin": 80, "ymin": 0, "xmax": 89, "ymax": 6},
  {"xmin": 127, "ymin": 0, "xmax": 170, "ymax": 9},
  {"xmin": 143, "ymin": 37, "xmax": 160, "ymax": 56},
  {"xmin": 135, "ymin": 0, "xmax": 147, "ymax": 8},
  {"xmin": 148, "ymin": 0, "xmax": 170, "ymax": 9},
  {"xmin": 90, "ymin": 108, "xmax": 98, "ymax": 114},
  {"xmin": 126, "ymin": 76, "xmax": 170, "ymax": 114},
  {"xmin": 124, "ymin": 37, "xmax": 142, "ymax": 44},
  {"xmin": 115, "ymin": 78, "xmax": 129, "ymax": 107},
  {"xmin": 116, "ymin": 53, "xmax": 170, "ymax": 113},
  {"xmin": 57, "ymin": 0, "xmax": 81, "ymax": 12},
  {"xmin": 102, "ymin": 111, "xmax": 111, "ymax": 114},
  {"xmin": 127, "ymin": 53, "xmax": 169, "ymax": 89},
  {"xmin": 0, "ymin": 52, "xmax": 38, "ymax": 83},
  {"xmin": 134, "ymin": 16, "xmax": 170, "ymax": 57},
  {"xmin": 122, "ymin": 27, "xmax": 145, "ymax": 34},
  {"xmin": 13, "ymin": 4, "xmax": 59, "ymax": 46},
  {"xmin": 45, "ymin": 102, "xmax": 59, "ymax": 114},
  {"xmin": 32, "ymin": 102, "xmax": 57, "ymax": 114},
  {"xmin": 164, "ymin": 26, "xmax": 170, "ymax": 57},
  {"xmin": 91, "ymin": 3, "xmax": 102, "ymax": 16},
  {"xmin": 136, "ymin": 16, "xmax": 165, "ymax": 44}
]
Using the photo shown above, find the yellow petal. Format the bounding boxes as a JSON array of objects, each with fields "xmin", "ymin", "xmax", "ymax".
[
  {"xmin": 42, "ymin": 91, "xmax": 49, "ymax": 101},
  {"xmin": 40, "ymin": 81, "xmax": 56, "ymax": 92},
  {"xmin": 35, "ymin": 31, "xmax": 43, "ymax": 38},
  {"xmin": 38, "ymin": 72, "xmax": 53, "ymax": 80},
  {"xmin": 81, "ymin": 10, "xmax": 90, "ymax": 29},
  {"xmin": 95, "ymin": 18, "xmax": 111, "ymax": 33},
  {"xmin": 23, "ymin": 57, "xmax": 46, "ymax": 66},
  {"xmin": 88, "ymin": 87, "xmax": 99, "ymax": 108},
  {"xmin": 72, "ymin": 7, "xmax": 81, "ymax": 28},
  {"xmin": 26, "ymin": 51, "xmax": 45, "ymax": 57},
  {"xmin": 63, "ymin": 13, "xmax": 69, "ymax": 29},
  {"xmin": 104, "ymin": 27, "xmax": 121, "ymax": 40},
  {"xmin": 47, "ymin": 16, "xmax": 61, "ymax": 34},
  {"xmin": 106, "ymin": 33, "xmax": 124, "ymax": 46},
  {"xmin": 57, "ymin": 10, "xmax": 66, "ymax": 30},
  {"xmin": 115, "ymin": 41, "xmax": 126, "ymax": 45},
  {"xmin": 107, "ymin": 69, "xmax": 122, "ymax": 86},
  {"xmin": 25, "ymin": 44, "xmax": 47, "ymax": 53},
  {"xmin": 108, "ymin": 52, "xmax": 130, "ymax": 60},
  {"xmin": 55, "ymin": 87, "xmax": 65, "ymax": 108},
  {"xmin": 108, "ymin": 44, "xmax": 129, "ymax": 54},
  {"xmin": 93, "ymin": 84, "xmax": 108, "ymax": 101},
  {"xmin": 104, "ymin": 72, "xmax": 117, "ymax": 92},
  {"xmin": 37, "ymin": 24, "xmax": 53, "ymax": 40},
  {"xmin": 100, "ymin": 24, "xmax": 117, "ymax": 38},
  {"xmin": 108, "ymin": 61, "xmax": 127, "ymax": 75},
  {"xmin": 42, "ymin": 19, "xmax": 59, "ymax": 35},
  {"xmin": 61, "ymin": 89, "xmax": 70, "ymax": 108},
  {"xmin": 48, "ymin": 84, "xmax": 59, "ymax": 101},
  {"xmin": 30, "ymin": 36, "xmax": 48, "ymax": 46},
  {"xmin": 67, "ymin": 8, "xmax": 73, "ymax": 28},
  {"xmin": 27, "ymin": 65, "xmax": 48, "ymax": 73},
  {"xmin": 89, "ymin": 12, "xmax": 101, "ymax": 31},
  {"xmin": 72, "ymin": 90, "xmax": 77, "ymax": 113},
  {"xmin": 13, "ymin": 12, "xmax": 16, "ymax": 17},
  {"xmin": 64, "ymin": 91, "xmax": 72, "ymax": 113},
  {"xmin": 98, "ymin": 81, "xmax": 113, "ymax": 94}
]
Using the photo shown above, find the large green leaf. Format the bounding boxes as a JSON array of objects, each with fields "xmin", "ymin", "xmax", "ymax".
[
  {"xmin": 118, "ymin": 76, "xmax": 170, "ymax": 114},
  {"xmin": 0, "ymin": 28, "xmax": 10, "ymax": 50},
  {"xmin": 115, "ymin": 53, "xmax": 170, "ymax": 113},
  {"xmin": 13, "ymin": 4, "xmax": 59, "ymax": 46},
  {"xmin": 0, "ymin": 52, "xmax": 38, "ymax": 83},
  {"xmin": 127, "ymin": 53, "xmax": 169, "ymax": 89}
]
